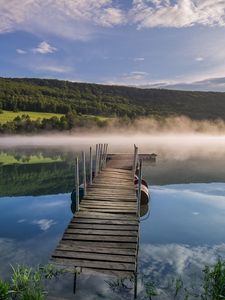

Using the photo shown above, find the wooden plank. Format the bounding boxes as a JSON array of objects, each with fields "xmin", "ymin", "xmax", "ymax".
[
  {"xmin": 76, "ymin": 212, "xmax": 137, "ymax": 220},
  {"xmin": 88, "ymin": 189, "xmax": 135, "ymax": 193},
  {"xmin": 53, "ymin": 250, "xmax": 135, "ymax": 263},
  {"xmin": 90, "ymin": 184, "xmax": 132, "ymax": 189},
  {"xmin": 81, "ymin": 199, "xmax": 137, "ymax": 208},
  {"xmin": 51, "ymin": 257, "xmax": 135, "ymax": 271},
  {"xmin": 63, "ymin": 234, "xmax": 137, "ymax": 243},
  {"xmin": 57, "ymin": 243, "xmax": 136, "ymax": 255},
  {"xmin": 79, "ymin": 208, "xmax": 137, "ymax": 214},
  {"xmin": 71, "ymin": 218, "xmax": 138, "ymax": 225},
  {"xmin": 80, "ymin": 202, "xmax": 136, "ymax": 207},
  {"xmin": 51, "ymin": 261, "xmax": 134, "ymax": 277},
  {"xmin": 66, "ymin": 228, "xmax": 137, "ymax": 236},
  {"xmin": 51, "ymin": 153, "xmax": 139, "ymax": 277},
  {"xmin": 68, "ymin": 223, "xmax": 138, "ymax": 231},
  {"xmin": 60, "ymin": 240, "xmax": 137, "ymax": 249},
  {"xmin": 83, "ymin": 196, "xmax": 136, "ymax": 202}
]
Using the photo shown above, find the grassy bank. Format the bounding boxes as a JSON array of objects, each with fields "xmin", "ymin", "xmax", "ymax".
[
  {"xmin": 0, "ymin": 110, "xmax": 64, "ymax": 124},
  {"xmin": 0, "ymin": 153, "xmax": 62, "ymax": 166}
]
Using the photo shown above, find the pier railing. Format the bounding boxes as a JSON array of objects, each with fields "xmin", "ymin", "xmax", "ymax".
[{"xmin": 74, "ymin": 143, "xmax": 109, "ymax": 212}]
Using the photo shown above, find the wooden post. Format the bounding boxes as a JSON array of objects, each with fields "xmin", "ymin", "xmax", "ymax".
[
  {"xmin": 102, "ymin": 143, "xmax": 106, "ymax": 168},
  {"xmin": 73, "ymin": 268, "xmax": 77, "ymax": 294},
  {"xmin": 105, "ymin": 143, "xmax": 108, "ymax": 166},
  {"xmin": 134, "ymin": 271, "xmax": 138, "ymax": 299},
  {"xmin": 133, "ymin": 144, "xmax": 138, "ymax": 177},
  {"xmin": 99, "ymin": 143, "xmax": 103, "ymax": 171},
  {"xmin": 75, "ymin": 157, "xmax": 79, "ymax": 212},
  {"xmin": 95, "ymin": 144, "xmax": 99, "ymax": 176},
  {"xmin": 137, "ymin": 159, "xmax": 142, "ymax": 218},
  {"xmin": 82, "ymin": 151, "xmax": 87, "ymax": 196},
  {"xmin": 90, "ymin": 146, "xmax": 93, "ymax": 185}
]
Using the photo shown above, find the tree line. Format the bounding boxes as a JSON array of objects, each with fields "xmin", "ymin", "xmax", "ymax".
[
  {"xmin": 0, "ymin": 112, "xmax": 109, "ymax": 134},
  {"xmin": 2, "ymin": 77, "xmax": 225, "ymax": 120}
]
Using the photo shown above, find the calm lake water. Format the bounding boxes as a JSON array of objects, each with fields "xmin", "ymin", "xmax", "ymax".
[{"xmin": 0, "ymin": 135, "xmax": 225, "ymax": 299}]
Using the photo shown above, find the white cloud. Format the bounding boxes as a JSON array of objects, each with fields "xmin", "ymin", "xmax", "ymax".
[
  {"xmin": 0, "ymin": 0, "xmax": 225, "ymax": 41},
  {"xmin": 32, "ymin": 41, "xmax": 57, "ymax": 54},
  {"xmin": 131, "ymin": 0, "xmax": 225, "ymax": 28},
  {"xmin": 17, "ymin": 219, "xmax": 27, "ymax": 223},
  {"xmin": 140, "ymin": 242, "xmax": 225, "ymax": 298},
  {"xmin": 145, "ymin": 76, "xmax": 225, "ymax": 92},
  {"xmin": 34, "ymin": 64, "xmax": 71, "ymax": 73},
  {"xmin": 133, "ymin": 57, "xmax": 145, "ymax": 61},
  {"xmin": 0, "ymin": 0, "xmax": 125, "ymax": 40},
  {"xmin": 16, "ymin": 48, "xmax": 27, "ymax": 54},
  {"xmin": 32, "ymin": 219, "xmax": 56, "ymax": 231},
  {"xmin": 195, "ymin": 57, "xmax": 204, "ymax": 61},
  {"xmin": 192, "ymin": 211, "xmax": 200, "ymax": 215},
  {"xmin": 110, "ymin": 71, "xmax": 149, "ymax": 84}
]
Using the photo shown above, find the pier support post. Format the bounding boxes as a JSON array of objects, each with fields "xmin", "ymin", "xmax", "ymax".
[
  {"xmin": 90, "ymin": 146, "xmax": 93, "ymax": 185},
  {"xmin": 137, "ymin": 159, "xmax": 142, "ymax": 218},
  {"xmin": 99, "ymin": 143, "xmax": 103, "ymax": 171},
  {"xmin": 133, "ymin": 145, "xmax": 138, "ymax": 178},
  {"xmin": 75, "ymin": 157, "xmax": 79, "ymax": 212},
  {"xmin": 82, "ymin": 151, "xmax": 87, "ymax": 196},
  {"xmin": 73, "ymin": 268, "xmax": 77, "ymax": 295},
  {"xmin": 95, "ymin": 144, "xmax": 99, "ymax": 177}
]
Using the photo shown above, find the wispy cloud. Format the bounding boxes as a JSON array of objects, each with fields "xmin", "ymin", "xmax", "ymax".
[
  {"xmin": 32, "ymin": 219, "xmax": 56, "ymax": 231},
  {"xmin": 133, "ymin": 57, "xmax": 145, "ymax": 61},
  {"xmin": 0, "ymin": 0, "xmax": 125, "ymax": 40},
  {"xmin": 1, "ymin": 1, "xmax": 225, "ymax": 41},
  {"xmin": 131, "ymin": 0, "xmax": 225, "ymax": 29},
  {"xmin": 145, "ymin": 76, "xmax": 225, "ymax": 92},
  {"xmin": 16, "ymin": 48, "xmax": 27, "ymax": 54},
  {"xmin": 34, "ymin": 64, "xmax": 71, "ymax": 73},
  {"xmin": 32, "ymin": 41, "xmax": 57, "ymax": 54},
  {"xmin": 140, "ymin": 242, "xmax": 225, "ymax": 292},
  {"xmin": 195, "ymin": 57, "xmax": 204, "ymax": 62}
]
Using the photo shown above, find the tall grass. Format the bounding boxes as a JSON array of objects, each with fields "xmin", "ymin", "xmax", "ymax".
[
  {"xmin": 0, "ymin": 264, "xmax": 64, "ymax": 300},
  {"xmin": 106, "ymin": 260, "xmax": 225, "ymax": 299}
]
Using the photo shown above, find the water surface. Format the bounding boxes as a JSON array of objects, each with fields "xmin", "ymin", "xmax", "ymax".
[{"xmin": 0, "ymin": 139, "xmax": 225, "ymax": 299}]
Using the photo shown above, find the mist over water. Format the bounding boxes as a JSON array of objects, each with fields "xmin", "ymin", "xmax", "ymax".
[
  {"xmin": 1, "ymin": 116, "xmax": 225, "ymax": 160},
  {"xmin": 1, "ymin": 133, "xmax": 225, "ymax": 160}
]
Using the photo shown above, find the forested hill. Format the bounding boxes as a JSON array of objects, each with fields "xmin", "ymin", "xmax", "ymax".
[{"xmin": 1, "ymin": 77, "xmax": 225, "ymax": 120}]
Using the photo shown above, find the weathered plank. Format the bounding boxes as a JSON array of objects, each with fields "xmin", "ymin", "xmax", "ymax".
[
  {"xmin": 56, "ymin": 243, "xmax": 136, "ymax": 255},
  {"xmin": 60, "ymin": 240, "xmax": 137, "ymax": 249},
  {"xmin": 63, "ymin": 234, "xmax": 137, "ymax": 243},
  {"xmin": 51, "ymin": 153, "xmax": 139, "ymax": 277},
  {"xmin": 71, "ymin": 218, "xmax": 138, "ymax": 225},
  {"xmin": 83, "ymin": 196, "xmax": 136, "ymax": 202},
  {"xmin": 79, "ymin": 208, "xmax": 137, "ymax": 214},
  {"xmin": 51, "ymin": 257, "xmax": 135, "ymax": 271},
  {"xmin": 68, "ymin": 223, "xmax": 138, "ymax": 231},
  {"xmin": 76, "ymin": 211, "xmax": 137, "ymax": 220},
  {"xmin": 53, "ymin": 250, "xmax": 135, "ymax": 263},
  {"xmin": 65, "ymin": 228, "xmax": 137, "ymax": 236}
]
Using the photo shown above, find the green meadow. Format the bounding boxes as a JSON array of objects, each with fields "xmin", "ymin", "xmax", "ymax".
[
  {"xmin": 0, "ymin": 152, "xmax": 62, "ymax": 166},
  {"xmin": 0, "ymin": 110, "xmax": 64, "ymax": 124}
]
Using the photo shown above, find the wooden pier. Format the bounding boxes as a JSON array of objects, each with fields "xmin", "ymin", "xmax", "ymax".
[{"xmin": 51, "ymin": 145, "xmax": 142, "ymax": 297}]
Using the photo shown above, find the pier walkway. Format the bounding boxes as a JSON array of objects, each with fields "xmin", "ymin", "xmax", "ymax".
[{"xmin": 52, "ymin": 153, "xmax": 139, "ymax": 278}]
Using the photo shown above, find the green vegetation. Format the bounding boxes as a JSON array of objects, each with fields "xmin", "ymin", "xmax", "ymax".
[
  {"xmin": 0, "ymin": 261, "xmax": 224, "ymax": 299},
  {"xmin": 0, "ymin": 152, "xmax": 62, "ymax": 166},
  {"xmin": 0, "ymin": 161, "xmax": 74, "ymax": 196},
  {"xmin": 0, "ymin": 110, "xmax": 63, "ymax": 124},
  {"xmin": 2, "ymin": 77, "xmax": 225, "ymax": 122},
  {"xmin": 0, "ymin": 112, "xmax": 109, "ymax": 134},
  {"xmin": 106, "ymin": 260, "xmax": 225, "ymax": 299},
  {"xmin": 2, "ymin": 76, "xmax": 225, "ymax": 133},
  {"xmin": 0, "ymin": 264, "xmax": 64, "ymax": 300}
]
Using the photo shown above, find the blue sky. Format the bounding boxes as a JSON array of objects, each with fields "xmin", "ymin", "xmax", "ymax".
[{"xmin": 1, "ymin": 0, "xmax": 225, "ymax": 91}]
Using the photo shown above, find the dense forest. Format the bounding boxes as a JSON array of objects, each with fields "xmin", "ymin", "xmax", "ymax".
[{"xmin": 1, "ymin": 77, "xmax": 225, "ymax": 133}]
